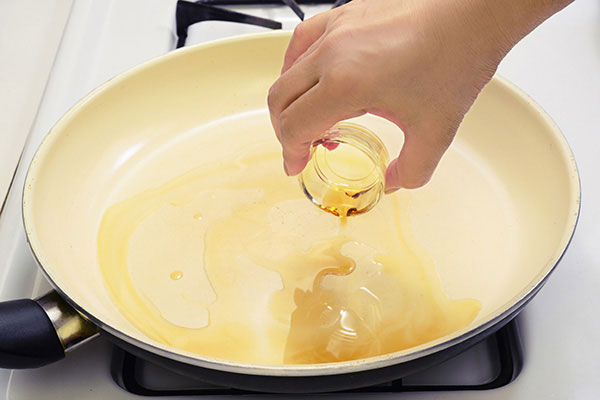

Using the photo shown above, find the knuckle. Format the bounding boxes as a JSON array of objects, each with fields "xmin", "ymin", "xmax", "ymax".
[
  {"xmin": 318, "ymin": 30, "xmax": 345, "ymax": 55},
  {"xmin": 317, "ymin": 35, "xmax": 336, "ymax": 54},
  {"xmin": 279, "ymin": 111, "xmax": 310, "ymax": 150},
  {"xmin": 322, "ymin": 64, "xmax": 353, "ymax": 90},
  {"xmin": 336, "ymin": 66, "xmax": 356, "ymax": 86},
  {"xmin": 292, "ymin": 21, "xmax": 309, "ymax": 40},
  {"xmin": 267, "ymin": 83, "xmax": 280, "ymax": 112},
  {"xmin": 321, "ymin": 63, "xmax": 363, "ymax": 105},
  {"xmin": 278, "ymin": 111, "xmax": 294, "ymax": 141}
]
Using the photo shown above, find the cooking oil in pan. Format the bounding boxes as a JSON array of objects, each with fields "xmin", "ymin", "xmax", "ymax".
[{"xmin": 97, "ymin": 143, "xmax": 481, "ymax": 364}]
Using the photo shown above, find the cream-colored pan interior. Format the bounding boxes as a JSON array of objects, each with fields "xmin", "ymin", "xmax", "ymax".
[{"xmin": 23, "ymin": 32, "xmax": 579, "ymax": 373}]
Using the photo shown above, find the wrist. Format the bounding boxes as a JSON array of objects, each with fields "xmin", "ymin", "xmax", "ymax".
[{"xmin": 483, "ymin": 0, "xmax": 575, "ymax": 51}]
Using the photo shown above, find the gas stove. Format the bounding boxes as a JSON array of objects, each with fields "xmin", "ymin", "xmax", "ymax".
[{"xmin": 1, "ymin": 0, "xmax": 599, "ymax": 399}]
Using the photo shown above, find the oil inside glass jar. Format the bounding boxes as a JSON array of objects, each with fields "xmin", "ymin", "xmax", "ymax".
[{"xmin": 299, "ymin": 123, "xmax": 389, "ymax": 217}]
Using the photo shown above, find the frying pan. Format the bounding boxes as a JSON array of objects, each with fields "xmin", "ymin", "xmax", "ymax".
[{"xmin": 0, "ymin": 32, "xmax": 579, "ymax": 393}]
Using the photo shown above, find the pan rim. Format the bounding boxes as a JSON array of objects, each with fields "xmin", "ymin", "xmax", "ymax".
[{"xmin": 21, "ymin": 31, "xmax": 580, "ymax": 376}]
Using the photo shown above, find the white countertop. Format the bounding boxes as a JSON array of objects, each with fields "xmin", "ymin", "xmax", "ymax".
[
  {"xmin": 492, "ymin": 2, "xmax": 600, "ymax": 398},
  {"xmin": 1, "ymin": 0, "xmax": 599, "ymax": 399},
  {"xmin": 0, "ymin": 0, "xmax": 72, "ymax": 209}
]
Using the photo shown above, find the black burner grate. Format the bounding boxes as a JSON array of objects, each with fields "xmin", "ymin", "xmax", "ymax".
[
  {"xmin": 175, "ymin": 0, "xmax": 350, "ymax": 48},
  {"xmin": 110, "ymin": 319, "xmax": 523, "ymax": 395}
]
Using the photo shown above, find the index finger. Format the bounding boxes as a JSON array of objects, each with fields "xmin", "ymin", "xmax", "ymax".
[
  {"xmin": 282, "ymin": 11, "xmax": 331, "ymax": 74},
  {"xmin": 279, "ymin": 81, "xmax": 366, "ymax": 175}
]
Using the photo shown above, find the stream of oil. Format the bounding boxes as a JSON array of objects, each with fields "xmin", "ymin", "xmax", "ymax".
[{"xmin": 97, "ymin": 148, "xmax": 481, "ymax": 364}]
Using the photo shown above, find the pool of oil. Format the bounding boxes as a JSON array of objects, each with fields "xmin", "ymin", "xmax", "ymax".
[{"xmin": 97, "ymin": 144, "xmax": 480, "ymax": 365}]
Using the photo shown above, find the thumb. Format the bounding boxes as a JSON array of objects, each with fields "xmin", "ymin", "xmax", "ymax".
[{"xmin": 385, "ymin": 125, "xmax": 456, "ymax": 192}]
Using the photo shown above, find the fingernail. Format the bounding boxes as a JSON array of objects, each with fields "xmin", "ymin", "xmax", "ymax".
[{"xmin": 283, "ymin": 161, "xmax": 290, "ymax": 176}]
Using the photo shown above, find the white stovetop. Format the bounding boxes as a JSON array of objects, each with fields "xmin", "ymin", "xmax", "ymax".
[{"xmin": 1, "ymin": 0, "xmax": 599, "ymax": 399}]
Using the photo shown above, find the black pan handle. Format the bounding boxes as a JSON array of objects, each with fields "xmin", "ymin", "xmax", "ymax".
[{"xmin": 0, "ymin": 291, "xmax": 98, "ymax": 368}]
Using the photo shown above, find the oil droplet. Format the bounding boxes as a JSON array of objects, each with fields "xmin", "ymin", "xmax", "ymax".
[
  {"xmin": 170, "ymin": 270, "xmax": 183, "ymax": 280},
  {"xmin": 193, "ymin": 212, "xmax": 203, "ymax": 220}
]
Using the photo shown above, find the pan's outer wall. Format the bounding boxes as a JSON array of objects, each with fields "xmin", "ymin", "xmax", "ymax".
[
  {"xmin": 22, "ymin": 31, "xmax": 580, "ymax": 378},
  {"xmin": 107, "ymin": 295, "xmax": 533, "ymax": 393}
]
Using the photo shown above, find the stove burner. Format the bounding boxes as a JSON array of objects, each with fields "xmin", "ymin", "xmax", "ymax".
[
  {"xmin": 175, "ymin": 0, "xmax": 351, "ymax": 48},
  {"xmin": 110, "ymin": 319, "xmax": 523, "ymax": 395}
]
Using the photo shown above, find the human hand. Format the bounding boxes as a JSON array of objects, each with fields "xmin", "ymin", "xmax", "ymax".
[{"xmin": 268, "ymin": 0, "xmax": 572, "ymax": 191}]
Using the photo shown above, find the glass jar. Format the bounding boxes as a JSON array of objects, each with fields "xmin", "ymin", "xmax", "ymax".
[{"xmin": 299, "ymin": 122, "xmax": 389, "ymax": 217}]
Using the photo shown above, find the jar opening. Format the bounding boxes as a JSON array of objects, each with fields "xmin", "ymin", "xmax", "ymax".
[
  {"xmin": 299, "ymin": 122, "xmax": 389, "ymax": 217},
  {"xmin": 316, "ymin": 140, "xmax": 378, "ymax": 183}
]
